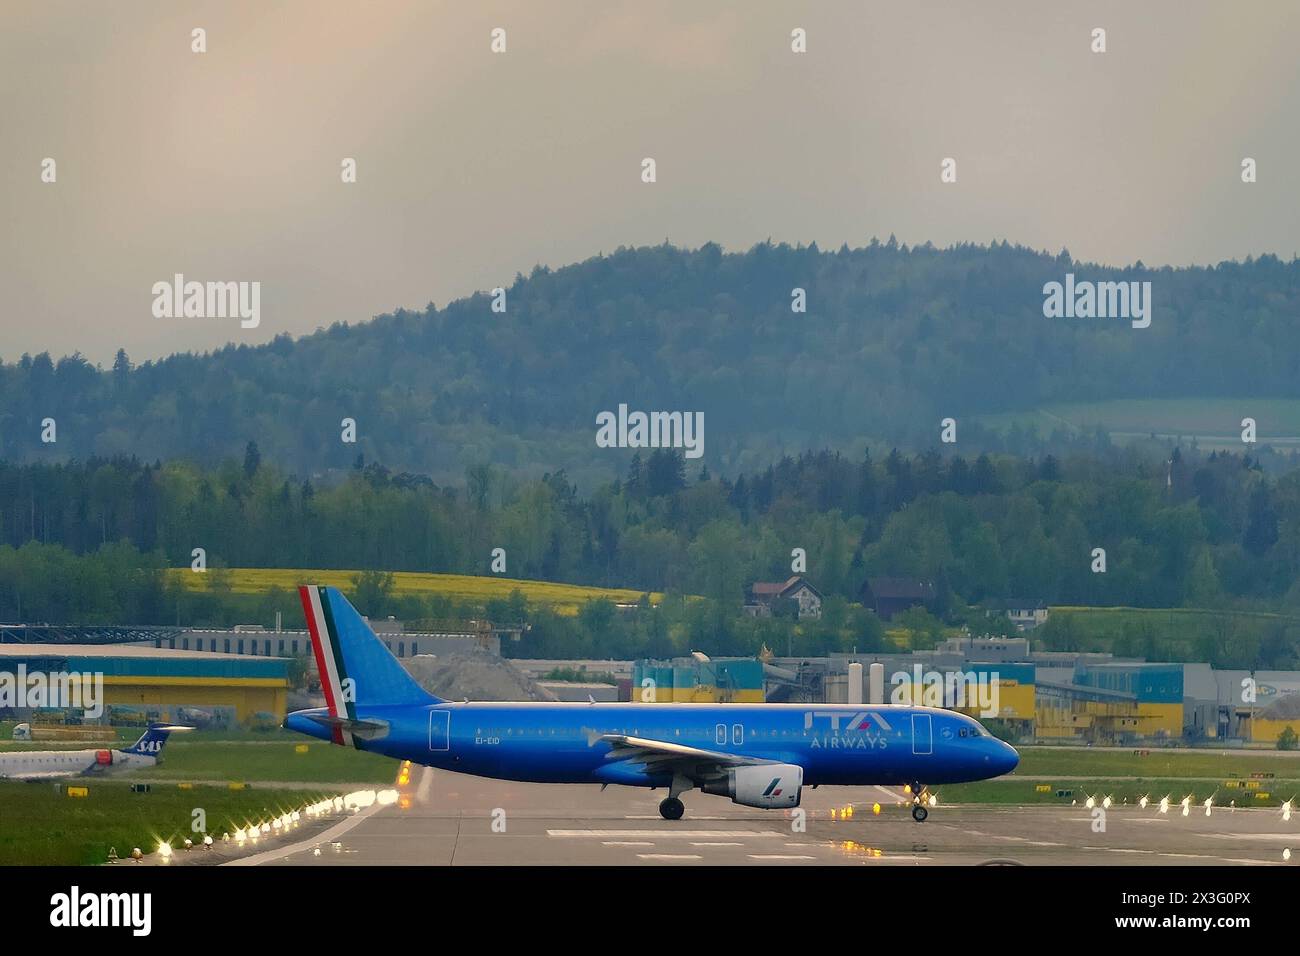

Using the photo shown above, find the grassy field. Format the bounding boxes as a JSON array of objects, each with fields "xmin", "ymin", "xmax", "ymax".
[
  {"xmin": 1044, "ymin": 605, "xmax": 1300, "ymax": 660},
  {"xmin": 0, "ymin": 782, "xmax": 331, "ymax": 865},
  {"xmin": 939, "ymin": 746, "xmax": 1300, "ymax": 807},
  {"xmin": 130, "ymin": 737, "xmax": 400, "ymax": 785},
  {"xmin": 976, "ymin": 397, "xmax": 1300, "ymax": 448},
  {"xmin": 942, "ymin": 777, "xmax": 1293, "ymax": 807},
  {"xmin": 166, "ymin": 568, "xmax": 662, "ymax": 616},
  {"xmin": 0, "ymin": 732, "xmax": 399, "ymax": 783}
]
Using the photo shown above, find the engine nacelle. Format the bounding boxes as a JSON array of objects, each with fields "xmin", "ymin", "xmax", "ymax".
[
  {"xmin": 702, "ymin": 763, "xmax": 802, "ymax": 809},
  {"xmin": 95, "ymin": 750, "xmax": 113, "ymax": 766}
]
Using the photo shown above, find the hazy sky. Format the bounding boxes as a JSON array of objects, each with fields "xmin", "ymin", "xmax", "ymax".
[{"xmin": 3, "ymin": 0, "xmax": 1298, "ymax": 365}]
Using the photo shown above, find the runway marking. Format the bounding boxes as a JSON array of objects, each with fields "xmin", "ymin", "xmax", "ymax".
[
  {"xmin": 1093, "ymin": 847, "xmax": 1155, "ymax": 854},
  {"xmin": 548, "ymin": 829, "xmax": 783, "ymax": 839},
  {"xmin": 872, "ymin": 855, "xmax": 932, "ymax": 862},
  {"xmin": 1155, "ymin": 851, "xmax": 1275, "ymax": 863},
  {"xmin": 749, "ymin": 854, "xmax": 815, "ymax": 861},
  {"xmin": 692, "ymin": 842, "xmax": 743, "ymax": 847},
  {"xmin": 224, "ymin": 801, "xmax": 387, "ymax": 866},
  {"xmin": 603, "ymin": 841, "xmax": 654, "ymax": 847},
  {"xmin": 1204, "ymin": 832, "xmax": 1297, "ymax": 841},
  {"xmin": 637, "ymin": 853, "xmax": 702, "ymax": 861},
  {"xmin": 416, "ymin": 766, "xmax": 434, "ymax": 804}
]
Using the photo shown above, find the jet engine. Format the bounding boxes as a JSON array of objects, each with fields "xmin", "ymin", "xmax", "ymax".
[
  {"xmin": 702, "ymin": 763, "xmax": 802, "ymax": 809},
  {"xmin": 95, "ymin": 750, "xmax": 113, "ymax": 766}
]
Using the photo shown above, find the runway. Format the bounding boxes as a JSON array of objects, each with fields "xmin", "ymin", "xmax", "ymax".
[{"xmin": 228, "ymin": 766, "xmax": 1298, "ymax": 866}]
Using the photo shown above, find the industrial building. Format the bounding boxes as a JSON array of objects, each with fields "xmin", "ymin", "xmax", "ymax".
[
  {"xmin": 618, "ymin": 638, "xmax": 1300, "ymax": 748},
  {"xmin": 631, "ymin": 658, "xmax": 765, "ymax": 702},
  {"xmin": 152, "ymin": 619, "xmax": 501, "ymax": 659},
  {"xmin": 0, "ymin": 644, "xmax": 290, "ymax": 729}
]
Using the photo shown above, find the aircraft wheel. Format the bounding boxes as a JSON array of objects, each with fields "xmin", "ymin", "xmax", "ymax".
[
  {"xmin": 911, "ymin": 804, "xmax": 928, "ymax": 823},
  {"xmin": 659, "ymin": 797, "xmax": 685, "ymax": 821}
]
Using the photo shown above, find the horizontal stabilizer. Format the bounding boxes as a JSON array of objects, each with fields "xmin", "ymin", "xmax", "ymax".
[{"xmin": 304, "ymin": 713, "xmax": 390, "ymax": 741}]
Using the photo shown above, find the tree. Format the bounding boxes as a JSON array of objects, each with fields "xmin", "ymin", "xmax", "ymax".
[
  {"xmin": 349, "ymin": 570, "xmax": 395, "ymax": 616},
  {"xmin": 1244, "ymin": 483, "xmax": 1279, "ymax": 556},
  {"xmin": 1184, "ymin": 548, "xmax": 1222, "ymax": 607},
  {"xmin": 243, "ymin": 441, "xmax": 262, "ymax": 479},
  {"xmin": 111, "ymin": 348, "xmax": 132, "ymax": 390}
]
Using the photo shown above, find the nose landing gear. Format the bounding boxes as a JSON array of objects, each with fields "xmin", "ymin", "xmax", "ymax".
[{"xmin": 907, "ymin": 782, "xmax": 930, "ymax": 823}]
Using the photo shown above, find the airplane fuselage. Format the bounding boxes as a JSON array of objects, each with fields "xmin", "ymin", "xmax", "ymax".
[
  {"xmin": 0, "ymin": 747, "xmax": 158, "ymax": 782},
  {"xmin": 287, "ymin": 701, "xmax": 1019, "ymax": 788}
]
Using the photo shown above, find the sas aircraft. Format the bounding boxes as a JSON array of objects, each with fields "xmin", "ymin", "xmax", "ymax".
[
  {"xmin": 0, "ymin": 724, "xmax": 188, "ymax": 782},
  {"xmin": 287, "ymin": 585, "xmax": 1018, "ymax": 822}
]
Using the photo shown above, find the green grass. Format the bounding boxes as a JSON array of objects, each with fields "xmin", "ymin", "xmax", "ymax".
[
  {"xmin": 976, "ymin": 398, "xmax": 1300, "ymax": 448},
  {"xmin": 130, "ymin": 737, "xmax": 400, "ymax": 785},
  {"xmin": 0, "ymin": 781, "xmax": 331, "ymax": 865},
  {"xmin": 940, "ymin": 746, "xmax": 1300, "ymax": 807},
  {"xmin": 1, "ymin": 731, "xmax": 402, "ymax": 782},
  {"xmin": 1016, "ymin": 747, "xmax": 1300, "ymax": 779},
  {"xmin": 1040, "ymin": 605, "xmax": 1300, "ymax": 663},
  {"xmin": 167, "ymin": 567, "xmax": 664, "ymax": 616},
  {"xmin": 944, "ymin": 777, "xmax": 1295, "ymax": 807}
]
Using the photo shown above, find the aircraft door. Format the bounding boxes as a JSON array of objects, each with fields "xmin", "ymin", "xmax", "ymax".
[
  {"xmin": 911, "ymin": 714, "xmax": 932, "ymax": 755},
  {"xmin": 429, "ymin": 709, "xmax": 450, "ymax": 751}
]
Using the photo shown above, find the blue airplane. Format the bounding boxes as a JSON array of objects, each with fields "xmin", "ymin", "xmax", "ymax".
[{"xmin": 286, "ymin": 585, "xmax": 1019, "ymax": 822}]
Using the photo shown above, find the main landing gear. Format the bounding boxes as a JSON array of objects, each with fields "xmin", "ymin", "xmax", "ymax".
[
  {"xmin": 908, "ymin": 782, "xmax": 930, "ymax": 823},
  {"xmin": 658, "ymin": 773, "xmax": 692, "ymax": 820},
  {"xmin": 659, "ymin": 797, "xmax": 685, "ymax": 820}
]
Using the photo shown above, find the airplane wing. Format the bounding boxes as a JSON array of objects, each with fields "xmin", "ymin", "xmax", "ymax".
[{"xmin": 593, "ymin": 733, "xmax": 780, "ymax": 783}]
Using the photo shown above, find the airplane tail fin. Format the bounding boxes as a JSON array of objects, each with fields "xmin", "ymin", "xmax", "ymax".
[
  {"xmin": 121, "ymin": 723, "xmax": 190, "ymax": 757},
  {"xmin": 298, "ymin": 585, "xmax": 440, "ymax": 740}
]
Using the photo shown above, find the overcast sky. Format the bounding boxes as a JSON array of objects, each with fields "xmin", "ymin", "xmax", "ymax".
[{"xmin": 3, "ymin": 0, "xmax": 1298, "ymax": 365}]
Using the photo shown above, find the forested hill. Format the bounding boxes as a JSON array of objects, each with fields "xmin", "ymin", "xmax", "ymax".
[{"xmin": 3, "ymin": 241, "xmax": 1298, "ymax": 484}]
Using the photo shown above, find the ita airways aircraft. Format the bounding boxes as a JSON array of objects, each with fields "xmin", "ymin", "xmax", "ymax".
[
  {"xmin": 0, "ymin": 724, "xmax": 189, "ymax": 782},
  {"xmin": 288, "ymin": 586, "xmax": 1019, "ymax": 822}
]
